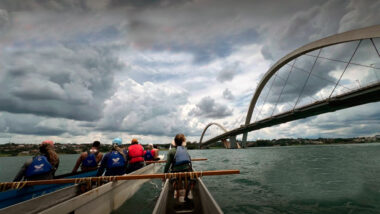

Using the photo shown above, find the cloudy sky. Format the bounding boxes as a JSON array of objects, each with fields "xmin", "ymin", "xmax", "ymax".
[{"xmin": 0, "ymin": 0, "xmax": 379, "ymax": 145}]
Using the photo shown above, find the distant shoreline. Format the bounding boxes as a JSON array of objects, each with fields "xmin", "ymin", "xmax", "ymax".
[
  {"xmin": 1, "ymin": 141, "xmax": 379, "ymax": 157},
  {"xmin": 1, "ymin": 136, "xmax": 379, "ymax": 156}
]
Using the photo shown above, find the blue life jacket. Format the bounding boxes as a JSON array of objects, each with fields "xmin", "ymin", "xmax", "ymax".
[
  {"xmin": 82, "ymin": 151, "xmax": 98, "ymax": 168},
  {"xmin": 25, "ymin": 155, "xmax": 53, "ymax": 178},
  {"xmin": 173, "ymin": 146, "xmax": 191, "ymax": 166},
  {"xmin": 107, "ymin": 151, "xmax": 125, "ymax": 168},
  {"xmin": 144, "ymin": 150, "xmax": 153, "ymax": 161}
]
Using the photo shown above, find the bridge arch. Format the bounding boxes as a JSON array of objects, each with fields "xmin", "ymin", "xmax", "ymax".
[
  {"xmin": 201, "ymin": 25, "xmax": 380, "ymax": 147},
  {"xmin": 245, "ymin": 25, "xmax": 380, "ymax": 126},
  {"xmin": 199, "ymin": 122, "xmax": 228, "ymax": 148}
]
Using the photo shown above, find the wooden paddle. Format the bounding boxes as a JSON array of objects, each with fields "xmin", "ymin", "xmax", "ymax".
[
  {"xmin": 0, "ymin": 170, "xmax": 239, "ymax": 191},
  {"xmin": 146, "ymin": 158, "xmax": 208, "ymax": 164}
]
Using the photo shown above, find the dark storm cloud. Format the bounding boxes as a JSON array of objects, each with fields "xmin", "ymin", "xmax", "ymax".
[
  {"xmin": 223, "ymin": 88, "xmax": 234, "ymax": 100},
  {"xmin": 157, "ymin": 29, "xmax": 259, "ymax": 64},
  {"xmin": 260, "ymin": 0, "xmax": 380, "ymax": 62},
  {"xmin": 338, "ymin": 0, "xmax": 380, "ymax": 32},
  {"xmin": 260, "ymin": 0, "xmax": 347, "ymax": 61},
  {"xmin": 217, "ymin": 63, "xmax": 240, "ymax": 83},
  {"xmin": 321, "ymin": 103, "xmax": 380, "ymax": 137},
  {"xmin": 109, "ymin": 0, "xmax": 192, "ymax": 9},
  {"xmin": 0, "ymin": 9, "xmax": 9, "ymax": 29},
  {"xmin": 0, "ymin": 112, "xmax": 76, "ymax": 136},
  {"xmin": 189, "ymin": 97, "xmax": 232, "ymax": 119},
  {"xmin": 0, "ymin": 44, "xmax": 122, "ymax": 121},
  {"xmin": 0, "ymin": 0, "xmax": 90, "ymax": 12},
  {"xmin": 120, "ymin": 0, "xmax": 379, "ymax": 67}
]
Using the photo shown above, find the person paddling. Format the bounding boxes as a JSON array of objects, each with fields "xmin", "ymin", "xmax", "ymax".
[
  {"xmin": 126, "ymin": 138, "xmax": 145, "ymax": 173},
  {"xmin": 14, "ymin": 140, "xmax": 60, "ymax": 181},
  {"xmin": 144, "ymin": 143, "xmax": 155, "ymax": 161},
  {"xmin": 96, "ymin": 138, "xmax": 126, "ymax": 176},
  {"xmin": 164, "ymin": 134, "xmax": 192, "ymax": 173},
  {"xmin": 72, "ymin": 141, "xmax": 103, "ymax": 173},
  {"xmin": 164, "ymin": 134, "xmax": 193, "ymax": 201},
  {"xmin": 152, "ymin": 144, "xmax": 160, "ymax": 161}
]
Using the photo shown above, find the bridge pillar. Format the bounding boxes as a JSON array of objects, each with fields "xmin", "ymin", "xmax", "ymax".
[
  {"xmin": 241, "ymin": 132, "xmax": 248, "ymax": 148},
  {"xmin": 229, "ymin": 136, "xmax": 237, "ymax": 149},
  {"xmin": 221, "ymin": 139, "xmax": 230, "ymax": 148}
]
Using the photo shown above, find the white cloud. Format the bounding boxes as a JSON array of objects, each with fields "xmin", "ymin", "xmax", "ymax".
[{"xmin": 97, "ymin": 78, "xmax": 198, "ymax": 136}]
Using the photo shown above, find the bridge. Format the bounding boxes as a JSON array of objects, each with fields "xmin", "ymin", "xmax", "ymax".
[{"xmin": 200, "ymin": 25, "xmax": 380, "ymax": 148}]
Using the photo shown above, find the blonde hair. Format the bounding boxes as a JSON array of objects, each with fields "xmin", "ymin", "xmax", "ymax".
[
  {"xmin": 148, "ymin": 144, "xmax": 153, "ymax": 150},
  {"xmin": 40, "ymin": 144, "xmax": 59, "ymax": 167}
]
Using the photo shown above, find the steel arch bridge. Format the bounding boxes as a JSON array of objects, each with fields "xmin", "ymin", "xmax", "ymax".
[
  {"xmin": 198, "ymin": 123, "xmax": 228, "ymax": 148},
  {"xmin": 200, "ymin": 25, "xmax": 380, "ymax": 148}
]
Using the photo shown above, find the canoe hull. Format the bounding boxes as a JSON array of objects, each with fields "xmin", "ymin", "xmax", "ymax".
[
  {"xmin": 40, "ymin": 162, "xmax": 161, "ymax": 214},
  {"xmin": 153, "ymin": 177, "xmax": 223, "ymax": 214},
  {"xmin": 0, "ymin": 170, "xmax": 97, "ymax": 211}
]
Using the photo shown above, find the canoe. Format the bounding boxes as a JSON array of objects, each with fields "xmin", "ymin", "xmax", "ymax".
[
  {"xmin": 0, "ymin": 169, "xmax": 97, "ymax": 210},
  {"xmin": 39, "ymin": 162, "xmax": 162, "ymax": 214},
  {"xmin": 152, "ymin": 171, "xmax": 223, "ymax": 214},
  {"xmin": 0, "ymin": 158, "xmax": 163, "ymax": 214}
]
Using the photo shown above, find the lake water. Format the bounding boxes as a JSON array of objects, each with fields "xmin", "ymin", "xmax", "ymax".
[{"xmin": 1, "ymin": 143, "xmax": 380, "ymax": 213}]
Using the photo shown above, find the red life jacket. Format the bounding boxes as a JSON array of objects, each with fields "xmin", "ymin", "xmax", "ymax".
[
  {"xmin": 144, "ymin": 150, "xmax": 156, "ymax": 156},
  {"xmin": 128, "ymin": 144, "xmax": 144, "ymax": 164}
]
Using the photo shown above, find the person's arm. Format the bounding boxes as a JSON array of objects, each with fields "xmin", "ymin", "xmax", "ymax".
[
  {"xmin": 124, "ymin": 150, "xmax": 128, "ymax": 160},
  {"xmin": 54, "ymin": 158, "xmax": 60, "ymax": 176},
  {"xmin": 164, "ymin": 150, "xmax": 174, "ymax": 173},
  {"xmin": 13, "ymin": 159, "xmax": 32, "ymax": 181},
  {"xmin": 72, "ymin": 154, "xmax": 83, "ymax": 173},
  {"xmin": 97, "ymin": 152, "xmax": 103, "ymax": 165},
  {"xmin": 188, "ymin": 150, "xmax": 192, "ymax": 169},
  {"xmin": 96, "ymin": 154, "xmax": 108, "ymax": 176}
]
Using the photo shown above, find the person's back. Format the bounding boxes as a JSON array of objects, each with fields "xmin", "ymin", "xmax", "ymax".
[
  {"xmin": 144, "ymin": 144, "xmax": 155, "ymax": 161},
  {"xmin": 14, "ymin": 140, "xmax": 59, "ymax": 181},
  {"xmin": 97, "ymin": 138, "xmax": 126, "ymax": 176},
  {"xmin": 72, "ymin": 141, "xmax": 103, "ymax": 173},
  {"xmin": 127, "ymin": 139, "xmax": 145, "ymax": 173},
  {"xmin": 164, "ymin": 134, "xmax": 193, "ymax": 202},
  {"xmin": 152, "ymin": 144, "xmax": 160, "ymax": 160},
  {"xmin": 164, "ymin": 134, "xmax": 192, "ymax": 173},
  {"xmin": 144, "ymin": 149, "xmax": 154, "ymax": 161}
]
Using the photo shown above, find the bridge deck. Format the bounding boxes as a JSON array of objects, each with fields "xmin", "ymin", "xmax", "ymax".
[{"xmin": 202, "ymin": 82, "xmax": 380, "ymax": 146}]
